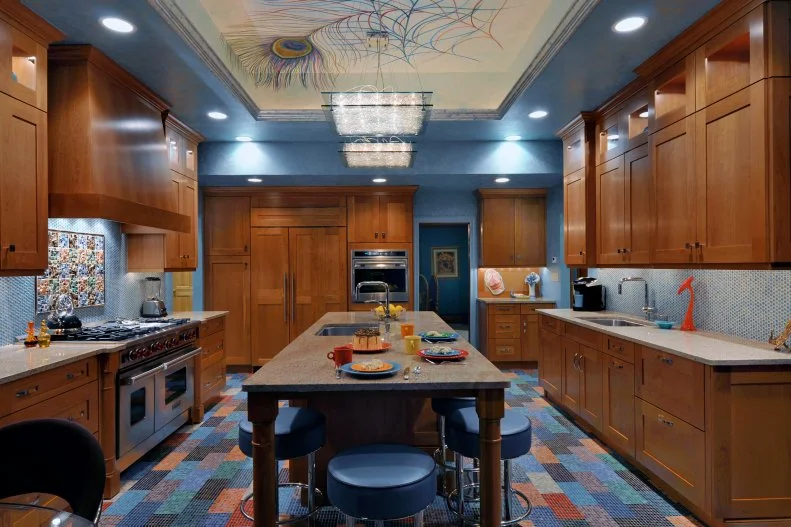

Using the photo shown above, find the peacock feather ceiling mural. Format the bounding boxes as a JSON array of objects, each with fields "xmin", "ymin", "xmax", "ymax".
[{"xmin": 150, "ymin": 0, "xmax": 595, "ymax": 119}]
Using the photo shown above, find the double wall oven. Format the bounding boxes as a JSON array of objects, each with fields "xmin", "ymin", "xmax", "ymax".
[{"xmin": 350, "ymin": 249, "xmax": 410, "ymax": 304}]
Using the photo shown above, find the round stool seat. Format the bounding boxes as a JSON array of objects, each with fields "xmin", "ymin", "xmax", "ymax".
[
  {"xmin": 238, "ymin": 407, "xmax": 326, "ymax": 460},
  {"xmin": 431, "ymin": 397, "xmax": 476, "ymax": 417},
  {"xmin": 446, "ymin": 407, "xmax": 532, "ymax": 460},
  {"xmin": 327, "ymin": 444, "xmax": 436, "ymax": 520}
]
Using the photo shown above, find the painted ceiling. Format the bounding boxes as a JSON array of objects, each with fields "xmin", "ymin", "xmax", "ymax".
[{"xmin": 154, "ymin": 0, "xmax": 588, "ymax": 118}]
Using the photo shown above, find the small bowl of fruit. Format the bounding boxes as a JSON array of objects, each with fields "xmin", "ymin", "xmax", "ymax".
[{"xmin": 373, "ymin": 304, "xmax": 406, "ymax": 321}]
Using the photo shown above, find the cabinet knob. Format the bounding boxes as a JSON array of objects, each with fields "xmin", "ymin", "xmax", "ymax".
[
  {"xmin": 657, "ymin": 355, "xmax": 674, "ymax": 365},
  {"xmin": 657, "ymin": 415, "xmax": 675, "ymax": 427},
  {"xmin": 374, "ymin": 232, "xmax": 379, "ymax": 239},
  {"xmin": 381, "ymin": 232, "xmax": 386, "ymax": 239},
  {"xmin": 684, "ymin": 242, "xmax": 694, "ymax": 249},
  {"xmin": 8, "ymin": 245, "xmax": 15, "ymax": 253},
  {"xmin": 244, "ymin": 245, "xmax": 248, "ymax": 252},
  {"xmin": 623, "ymin": 248, "xmax": 630, "ymax": 253},
  {"xmin": 612, "ymin": 361, "xmax": 624, "ymax": 369},
  {"xmin": 616, "ymin": 249, "xmax": 623, "ymax": 254}
]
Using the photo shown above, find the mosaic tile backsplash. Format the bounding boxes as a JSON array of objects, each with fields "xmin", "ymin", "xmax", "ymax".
[
  {"xmin": 0, "ymin": 219, "xmax": 164, "ymax": 345},
  {"xmin": 589, "ymin": 268, "xmax": 791, "ymax": 342}
]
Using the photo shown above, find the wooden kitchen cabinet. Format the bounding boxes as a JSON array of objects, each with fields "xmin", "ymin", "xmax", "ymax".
[
  {"xmin": 194, "ymin": 316, "xmax": 227, "ymax": 419},
  {"xmin": 204, "ymin": 196, "xmax": 251, "ymax": 256},
  {"xmin": 205, "ymin": 256, "xmax": 250, "ymax": 366},
  {"xmin": 578, "ymin": 345, "xmax": 603, "ymax": 431},
  {"xmin": 0, "ymin": 14, "xmax": 51, "ymax": 112},
  {"xmin": 478, "ymin": 189, "xmax": 547, "ymax": 267},
  {"xmin": 251, "ymin": 228, "xmax": 290, "ymax": 366},
  {"xmin": 602, "ymin": 355, "xmax": 635, "ymax": 457},
  {"xmin": 538, "ymin": 327, "xmax": 562, "ymax": 400},
  {"xmin": 621, "ymin": 88, "xmax": 650, "ymax": 152},
  {"xmin": 347, "ymin": 193, "xmax": 414, "ymax": 243},
  {"xmin": 479, "ymin": 302, "xmax": 555, "ymax": 362},
  {"xmin": 521, "ymin": 314, "xmax": 540, "ymax": 361},
  {"xmin": 595, "ymin": 156, "xmax": 626, "ymax": 265},
  {"xmin": 650, "ymin": 55, "xmax": 696, "ymax": 132},
  {"xmin": 561, "ymin": 338, "xmax": 581, "ymax": 413},
  {"xmin": 564, "ymin": 169, "xmax": 588, "ymax": 266},
  {"xmin": 595, "ymin": 110, "xmax": 625, "ymax": 166},
  {"xmin": 165, "ymin": 116, "xmax": 199, "ymax": 180}
]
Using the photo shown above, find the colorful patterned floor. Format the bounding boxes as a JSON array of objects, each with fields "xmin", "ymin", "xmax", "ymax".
[{"xmin": 100, "ymin": 371, "xmax": 704, "ymax": 526}]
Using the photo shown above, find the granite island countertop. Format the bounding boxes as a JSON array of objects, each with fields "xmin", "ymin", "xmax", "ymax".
[
  {"xmin": 477, "ymin": 297, "xmax": 557, "ymax": 304},
  {"xmin": 0, "ymin": 311, "xmax": 228, "ymax": 385},
  {"xmin": 537, "ymin": 309, "xmax": 791, "ymax": 366},
  {"xmin": 243, "ymin": 311, "xmax": 510, "ymax": 392}
]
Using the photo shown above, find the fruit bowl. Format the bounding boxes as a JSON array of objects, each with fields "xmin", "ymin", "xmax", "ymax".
[{"xmin": 372, "ymin": 305, "xmax": 405, "ymax": 321}]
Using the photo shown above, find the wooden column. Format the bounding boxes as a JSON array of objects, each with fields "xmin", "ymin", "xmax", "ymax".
[
  {"xmin": 249, "ymin": 392, "xmax": 279, "ymax": 527},
  {"xmin": 99, "ymin": 352, "xmax": 121, "ymax": 498},
  {"xmin": 190, "ymin": 352, "xmax": 204, "ymax": 423},
  {"xmin": 477, "ymin": 388, "xmax": 505, "ymax": 527}
]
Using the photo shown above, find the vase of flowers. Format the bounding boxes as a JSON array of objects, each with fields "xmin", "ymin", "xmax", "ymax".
[{"xmin": 525, "ymin": 272, "xmax": 540, "ymax": 299}]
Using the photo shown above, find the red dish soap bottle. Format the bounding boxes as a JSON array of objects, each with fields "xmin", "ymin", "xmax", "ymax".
[{"xmin": 677, "ymin": 276, "xmax": 696, "ymax": 332}]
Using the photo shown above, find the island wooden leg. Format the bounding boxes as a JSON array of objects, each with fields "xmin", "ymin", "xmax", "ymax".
[
  {"xmin": 248, "ymin": 393, "xmax": 279, "ymax": 527},
  {"xmin": 477, "ymin": 388, "xmax": 505, "ymax": 527}
]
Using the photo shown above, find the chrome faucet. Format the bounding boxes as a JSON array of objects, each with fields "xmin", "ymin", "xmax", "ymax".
[
  {"xmin": 618, "ymin": 277, "xmax": 655, "ymax": 320},
  {"xmin": 356, "ymin": 281, "xmax": 391, "ymax": 332}
]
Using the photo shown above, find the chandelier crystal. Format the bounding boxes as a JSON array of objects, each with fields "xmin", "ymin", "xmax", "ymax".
[
  {"xmin": 323, "ymin": 90, "xmax": 433, "ymax": 137},
  {"xmin": 340, "ymin": 138, "xmax": 415, "ymax": 168}
]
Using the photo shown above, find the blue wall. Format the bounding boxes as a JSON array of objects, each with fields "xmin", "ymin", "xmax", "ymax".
[{"xmin": 418, "ymin": 225, "xmax": 471, "ymax": 317}]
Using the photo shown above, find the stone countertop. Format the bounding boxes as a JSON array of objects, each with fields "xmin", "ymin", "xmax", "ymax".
[
  {"xmin": 243, "ymin": 311, "xmax": 511, "ymax": 393},
  {"xmin": 537, "ymin": 309, "xmax": 791, "ymax": 366},
  {"xmin": 477, "ymin": 297, "xmax": 557, "ymax": 304},
  {"xmin": 0, "ymin": 311, "xmax": 229, "ymax": 386}
]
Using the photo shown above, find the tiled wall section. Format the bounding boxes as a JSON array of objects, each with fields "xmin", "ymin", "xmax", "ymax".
[
  {"xmin": 589, "ymin": 268, "xmax": 791, "ymax": 342},
  {"xmin": 0, "ymin": 219, "xmax": 164, "ymax": 345}
]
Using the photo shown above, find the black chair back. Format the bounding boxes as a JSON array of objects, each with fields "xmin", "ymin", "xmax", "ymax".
[{"xmin": 0, "ymin": 419, "xmax": 105, "ymax": 522}]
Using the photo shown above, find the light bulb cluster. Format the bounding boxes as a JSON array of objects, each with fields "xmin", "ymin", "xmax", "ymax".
[{"xmin": 341, "ymin": 139, "xmax": 415, "ymax": 169}]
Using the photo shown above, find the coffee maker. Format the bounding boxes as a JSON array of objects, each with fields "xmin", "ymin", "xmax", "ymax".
[
  {"xmin": 140, "ymin": 277, "xmax": 167, "ymax": 318},
  {"xmin": 572, "ymin": 277, "xmax": 606, "ymax": 311}
]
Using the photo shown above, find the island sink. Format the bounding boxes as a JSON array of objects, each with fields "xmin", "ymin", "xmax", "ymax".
[{"xmin": 315, "ymin": 323, "xmax": 379, "ymax": 336}]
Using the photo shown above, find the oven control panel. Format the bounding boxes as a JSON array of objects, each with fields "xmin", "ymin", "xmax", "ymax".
[{"xmin": 122, "ymin": 327, "xmax": 198, "ymax": 367}]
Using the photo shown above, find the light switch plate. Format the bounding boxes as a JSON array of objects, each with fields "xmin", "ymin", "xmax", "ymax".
[{"xmin": 551, "ymin": 256, "xmax": 558, "ymax": 263}]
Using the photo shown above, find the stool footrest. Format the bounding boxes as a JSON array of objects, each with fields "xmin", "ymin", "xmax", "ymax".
[
  {"xmin": 446, "ymin": 483, "xmax": 532, "ymax": 527},
  {"xmin": 240, "ymin": 483, "xmax": 324, "ymax": 525}
]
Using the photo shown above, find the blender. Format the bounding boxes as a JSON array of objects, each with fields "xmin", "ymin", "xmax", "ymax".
[{"xmin": 140, "ymin": 277, "xmax": 167, "ymax": 318}]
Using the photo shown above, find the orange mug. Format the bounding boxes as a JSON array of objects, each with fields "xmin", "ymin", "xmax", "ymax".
[
  {"xmin": 327, "ymin": 345, "xmax": 353, "ymax": 367},
  {"xmin": 400, "ymin": 323, "xmax": 415, "ymax": 338}
]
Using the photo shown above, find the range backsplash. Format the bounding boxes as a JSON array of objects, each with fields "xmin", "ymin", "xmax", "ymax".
[
  {"xmin": 588, "ymin": 268, "xmax": 791, "ymax": 342},
  {"xmin": 0, "ymin": 219, "xmax": 164, "ymax": 346}
]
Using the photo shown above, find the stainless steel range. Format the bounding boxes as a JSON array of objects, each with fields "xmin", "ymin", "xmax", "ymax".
[{"xmin": 71, "ymin": 319, "xmax": 201, "ymax": 471}]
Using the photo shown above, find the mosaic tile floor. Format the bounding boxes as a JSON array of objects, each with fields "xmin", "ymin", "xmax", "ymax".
[{"xmin": 100, "ymin": 371, "xmax": 704, "ymax": 526}]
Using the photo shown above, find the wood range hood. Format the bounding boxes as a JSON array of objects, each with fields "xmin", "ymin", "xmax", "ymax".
[{"xmin": 47, "ymin": 45, "xmax": 189, "ymax": 233}]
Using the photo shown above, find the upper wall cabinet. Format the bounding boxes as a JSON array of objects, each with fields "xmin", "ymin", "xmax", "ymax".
[
  {"xmin": 0, "ymin": 18, "xmax": 47, "ymax": 111},
  {"xmin": 478, "ymin": 189, "xmax": 547, "ymax": 267},
  {"xmin": 166, "ymin": 116, "xmax": 198, "ymax": 180},
  {"xmin": 204, "ymin": 195, "xmax": 251, "ymax": 256},
  {"xmin": 620, "ymin": 89, "xmax": 650, "ymax": 152},
  {"xmin": 559, "ymin": 114, "xmax": 596, "ymax": 267},
  {"xmin": 347, "ymin": 190, "xmax": 416, "ymax": 243},
  {"xmin": 650, "ymin": 55, "xmax": 696, "ymax": 132},
  {"xmin": 595, "ymin": 110, "xmax": 625, "ymax": 166}
]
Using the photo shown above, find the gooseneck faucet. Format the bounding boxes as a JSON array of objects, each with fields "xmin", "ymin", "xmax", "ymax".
[
  {"xmin": 356, "ymin": 281, "xmax": 391, "ymax": 332},
  {"xmin": 618, "ymin": 277, "xmax": 655, "ymax": 320}
]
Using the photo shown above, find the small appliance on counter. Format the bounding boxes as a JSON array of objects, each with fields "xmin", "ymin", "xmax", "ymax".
[
  {"xmin": 572, "ymin": 277, "xmax": 606, "ymax": 311},
  {"xmin": 141, "ymin": 277, "xmax": 167, "ymax": 318}
]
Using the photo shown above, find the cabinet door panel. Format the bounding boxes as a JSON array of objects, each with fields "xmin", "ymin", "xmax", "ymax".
[
  {"xmin": 624, "ymin": 144, "xmax": 652, "ymax": 264},
  {"xmin": 696, "ymin": 83, "xmax": 767, "ymax": 263},
  {"xmin": 651, "ymin": 116, "xmax": 696, "ymax": 264},
  {"xmin": 164, "ymin": 175, "xmax": 182, "ymax": 269},
  {"xmin": 579, "ymin": 345, "xmax": 603, "ymax": 431},
  {"xmin": 539, "ymin": 329, "xmax": 562, "ymax": 400},
  {"xmin": 380, "ymin": 195, "xmax": 412, "ymax": 242},
  {"xmin": 521, "ymin": 314, "xmax": 539, "ymax": 361},
  {"xmin": 0, "ymin": 21, "xmax": 48, "ymax": 111},
  {"xmin": 204, "ymin": 196, "xmax": 251, "ymax": 255},
  {"xmin": 488, "ymin": 339, "xmax": 520, "ymax": 362},
  {"xmin": 0, "ymin": 93, "xmax": 47, "ymax": 271},
  {"xmin": 481, "ymin": 198, "xmax": 515, "ymax": 266},
  {"xmin": 205, "ymin": 256, "xmax": 250, "ymax": 365},
  {"xmin": 563, "ymin": 127, "xmax": 585, "ymax": 175},
  {"xmin": 179, "ymin": 179, "xmax": 198, "ymax": 268},
  {"xmin": 165, "ymin": 126, "xmax": 182, "ymax": 172},
  {"xmin": 564, "ymin": 169, "xmax": 587, "ymax": 265},
  {"xmin": 602, "ymin": 355, "xmax": 635, "ymax": 457},
  {"xmin": 347, "ymin": 195, "xmax": 380, "ymax": 243},
  {"xmin": 251, "ymin": 228, "xmax": 290, "ymax": 365},
  {"xmin": 561, "ymin": 338, "xmax": 581, "ymax": 414},
  {"xmin": 514, "ymin": 197, "xmax": 546, "ymax": 266},
  {"xmin": 596, "ymin": 156, "xmax": 626, "ymax": 264}
]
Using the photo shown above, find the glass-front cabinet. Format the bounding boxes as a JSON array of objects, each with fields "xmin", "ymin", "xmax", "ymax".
[{"xmin": 0, "ymin": 18, "xmax": 47, "ymax": 111}]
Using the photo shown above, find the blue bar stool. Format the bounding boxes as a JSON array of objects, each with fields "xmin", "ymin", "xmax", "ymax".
[
  {"xmin": 238, "ymin": 406, "xmax": 326, "ymax": 524},
  {"xmin": 432, "ymin": 397, "xmax": 476, "ymax": 495},
  {"xmin": 327, "ymin": 443, "xmax": 436, "ymax": 527},
  {"xmin": 445, "ymin": 407, "xmax": 533, "ymax": 526}
]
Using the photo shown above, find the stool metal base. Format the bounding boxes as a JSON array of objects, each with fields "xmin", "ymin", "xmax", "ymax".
[{"xmin": 344, "ymin": 510, "xmax": 424, "ymax": 527}]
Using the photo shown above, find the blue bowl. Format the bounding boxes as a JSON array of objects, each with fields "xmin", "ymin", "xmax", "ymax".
[{"xmin": 655, "ymin": 320, "xmax": 676, "ymax": 330}]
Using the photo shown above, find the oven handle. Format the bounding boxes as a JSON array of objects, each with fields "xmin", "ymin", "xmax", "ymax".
[
  {"xmin": 161, "ymin": 348, "xmax": 202, "ymax": 371},
  {"xmin": 354, "ymin": 262, "xmax": 407, "ymax": 269},
  {"xmin": 120, "ymin": 348, "xmax": 202, "ymax": 385}
]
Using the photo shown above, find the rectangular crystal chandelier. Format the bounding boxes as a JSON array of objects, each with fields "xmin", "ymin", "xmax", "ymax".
[
  {"xmin": 340, "ymin": 140, "xmax": 416, "ymax": 168},
  {"xmin": 323, "ymin": 91, "xmax": 432, "ymax": 137}
]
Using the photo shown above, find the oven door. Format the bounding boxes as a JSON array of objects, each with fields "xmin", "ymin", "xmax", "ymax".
[
  {"xmin": 118, "ymin": 365, "xmax": 157, "ymax": 458},
  {"xmin": 351, "ymin": 260, "xmax": 409, "ymax": 303},
  {"xmin": 154, "ymin": 348, "xmax": 199, "ymax": 430}
]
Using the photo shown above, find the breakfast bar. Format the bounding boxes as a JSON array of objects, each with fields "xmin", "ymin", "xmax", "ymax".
[{"xmin": 243, "ymin": 311, "xmax": 511, "ymax": 526}]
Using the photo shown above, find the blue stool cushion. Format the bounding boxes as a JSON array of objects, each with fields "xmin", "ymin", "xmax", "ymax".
[
  {"xmin": 327, "ymin": 444, "xmax": 436, "ymax": 520},
  {"xmin": 445, "ymin": 407, "xmax": 532, "ymax": 460},
  {"xmin": 431, "ymin": 397, "xmax": 476, "ymax": 417},
  {"xmin": 238, "ymin": 407, "xmax": 325, "ymax": 461}
]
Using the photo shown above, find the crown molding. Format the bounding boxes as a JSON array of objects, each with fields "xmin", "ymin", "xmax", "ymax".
[{"xmin": 0, "ymin": 0, "xmax": 64, "ymax": 44}]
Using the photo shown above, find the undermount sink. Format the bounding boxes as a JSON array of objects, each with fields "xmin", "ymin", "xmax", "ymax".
[
  {"xmin": 582, "ymin": 317, "xmax": 649, "ymax": 328},
  {"xmin": 315, "ymin": 323, "xmax": 379, "ymax": 336}
]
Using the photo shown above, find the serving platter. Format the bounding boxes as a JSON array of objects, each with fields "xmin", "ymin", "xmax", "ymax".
[{"xmin": 341, "ymin": 360, "xmax": 401, "ymax": 378}]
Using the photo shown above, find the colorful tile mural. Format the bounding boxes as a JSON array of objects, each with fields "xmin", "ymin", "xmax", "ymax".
[{"xmin": 36, "ymin": 230, "xmax": 105, "ymax": 313}]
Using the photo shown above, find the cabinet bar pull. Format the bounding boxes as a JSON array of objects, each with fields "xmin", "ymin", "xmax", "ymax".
[
  {"xmin": 65, "ymin": 370, "xmax": 85, "ymax": 381},
  {"xmin": 579, "ymin": 355, "xmax": 585, "ymax": 372},
  {"xmin": 291, "ymin": 274, "xmax": 295, "ymax": 322},
  {"xmin": 612, "ymin": 361, "xmax": 624, "ymax": 369},
  {"xmin": 657, "ymin": 415, "xmax": 674, "ymax": 427},
  {"xmin": 657, "ymin": 355, "xmax": 674, "ymax": 365},
  {"xmin": 283, "ymin": 273, "xmax": 288, "ymax": 322},
  {"xmin": 15, "ymin": 385, "xmax": 39, "ymax": 398},
  {"xmin": 573, "ymin": 353, "xmax": 580, "ymax": 371}
]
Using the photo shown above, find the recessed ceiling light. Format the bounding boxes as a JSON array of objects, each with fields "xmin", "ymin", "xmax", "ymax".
[
  {"xmin": 639, "ymin": 111, "xmax": 649, "ymax": 118},
  {"xmin": 528, "ymin": 110, "xmax": 548, "ymax": 119},
  {"xmin": 504, "ymin": 135, "xmax": 522, "ymax": 141},
  {"xmin": 613, "ymin": 16, "xmax": 646, "ymax": 33},
  {"xmin": 100, "ymin": 17, "xmax": 135, "ymax": 33},
  {"xmin": 607, "ymin": 134, "xmax": 620, "ymax": 140},
  {"xmin": 236, "ymin": 136, "xmax": 253, "ymax": 142},
  {"xmin": 247, "ymin": 178, "xmax": 262, "ymax": 183},
  {"xmin": 372, "ymin": 178, "xmax": 387, "ymax": 183},
  {"xmin": 495, "ymin": 177, "xmax": 510, "ymax": 183},
  {"xmin": 207, "ymin": 111, "xmax": 228, "ymax": 120}
]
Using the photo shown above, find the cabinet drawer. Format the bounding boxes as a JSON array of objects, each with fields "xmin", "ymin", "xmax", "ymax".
[
  {"xmin": 636, "ymin": 346, "xmax": 705, "ymax": 430},
  {"xmin": 563, "ymin": 322, "xmax": 600, "ymax": 350},
  {"xmin": 520, "ymin": 303, "xmax": 556, "ymax": 314},
  {"xmin": 489, "ymin": 304, "xmax": 518, "ymax": 315},
  {"xmin": 602, "ymin": 335, "xmax": 635, "ymax": 364},
  {"xmin": 200, "ymin": 316, "xmax": 225, "ymax": 338},
  {"xmin": 200, "ymin": 330, "xmax": 225, "ymax": 367},
  {"xmin": 635, "ymin": 398, "xmax": 706, "ymax": 509},
  {"xmin": 488, "ymin": 315, "xmax": 520, "ymax": 339},
  {"xmin": 540, "ymin": 315, "xmax": 562, "ymax": 333},
  {"xmin": 0, "ymin": 380, "xmax": 99, "ymax": 434},
  {"xmin": 201, "ymin": 360, "xmax": 226, "ymax": 403},
  {"xmin": 0, "ymin": 359, "xmax": 97, "ymax": 417},
  {"xmin": 488, "ymin": 339, "xmax": 520, "ymax": 362}
]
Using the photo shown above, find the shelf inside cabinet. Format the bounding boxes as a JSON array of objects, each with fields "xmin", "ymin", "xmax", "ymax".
[
  {"xmin": 627, "ymin": 104, "xmax": 649, "ymax": 143},
  {"xmin": 655, "ymin": 73, "xmax": 688, "ymax": 123},
  {"xmin": 11, "ymin": 46, "xmax": 36, "ymax": 92},
  {"xmin": 704, "ymin": 32, "xmax": 750, "ymax": 97}
]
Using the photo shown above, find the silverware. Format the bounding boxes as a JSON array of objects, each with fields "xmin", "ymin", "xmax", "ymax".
[
  {"xmin": 423, "ymin": 358, "xmax": 438, "ymax": 365},
  {"xmin": 335, "ymin": 367, "xmax": 341, "ymax": 379},
  {"xmin": 423, "ymin": 357, "xmax": 467, "ymax": 366},
  {"xmin": 403, "ymin": 367, "xmax": 410, "ymax": 380},
  {"xmin": 413, "ymin": 365, "xmax": 422, "ymax": 375}
]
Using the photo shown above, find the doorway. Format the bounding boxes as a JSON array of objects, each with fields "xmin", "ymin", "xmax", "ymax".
[{"xmin": 418, "ymin": 224, "xmax": 471, "ymax": 338}]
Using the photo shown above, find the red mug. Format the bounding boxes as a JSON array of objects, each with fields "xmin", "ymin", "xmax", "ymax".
[{"xmin": 327, "ymin": 345, "xmax": 353, "ymax": 367}]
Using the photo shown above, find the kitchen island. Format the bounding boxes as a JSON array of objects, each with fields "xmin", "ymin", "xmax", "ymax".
[{"xmin": 243, "ymin": 311, "xmax": 511, "ymax": 526}]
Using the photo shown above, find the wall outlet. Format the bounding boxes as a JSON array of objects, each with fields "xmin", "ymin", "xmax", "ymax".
[
  {"xmin": 551, "ymin": 272, "xmax": 559, "ymax": 282},
  {"xmin": 551, "ymin": 256, "xmax": 558, "ymax": 264}
]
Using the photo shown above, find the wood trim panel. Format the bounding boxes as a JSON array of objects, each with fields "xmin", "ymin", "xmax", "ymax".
[
  {"xmin": 204, "ymin": 186, "xmax": 418, "ymax": 197},
  {"xmin": 251, "ymin": 206, "xmax": 347, "ymax": 227},
  {"xmin": 99, "ymin": 352, "xmax": 120, "ymax": 498},
  {"xmin": 476, "ymin": 188, "xmax": 548, "ymax": 198},
  {"xmin": 49, "ymin": 194, "xmax": 190, "ymax": 233},
  {"xmin": 519, "ymin": 302, "xmax": 556, "ymax": 314},
  {"xmin": 767, "ymin": 78, "xmax": 791, "ymax": 264}
]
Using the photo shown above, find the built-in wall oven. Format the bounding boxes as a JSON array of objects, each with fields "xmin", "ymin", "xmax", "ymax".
[
  {"xmin": 117, "ymin": 332, "xmax": 200, "ymax": 471},
  {"xmin": 351, "ymin": 249, "xmax": 410, "ymax": 304}
]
